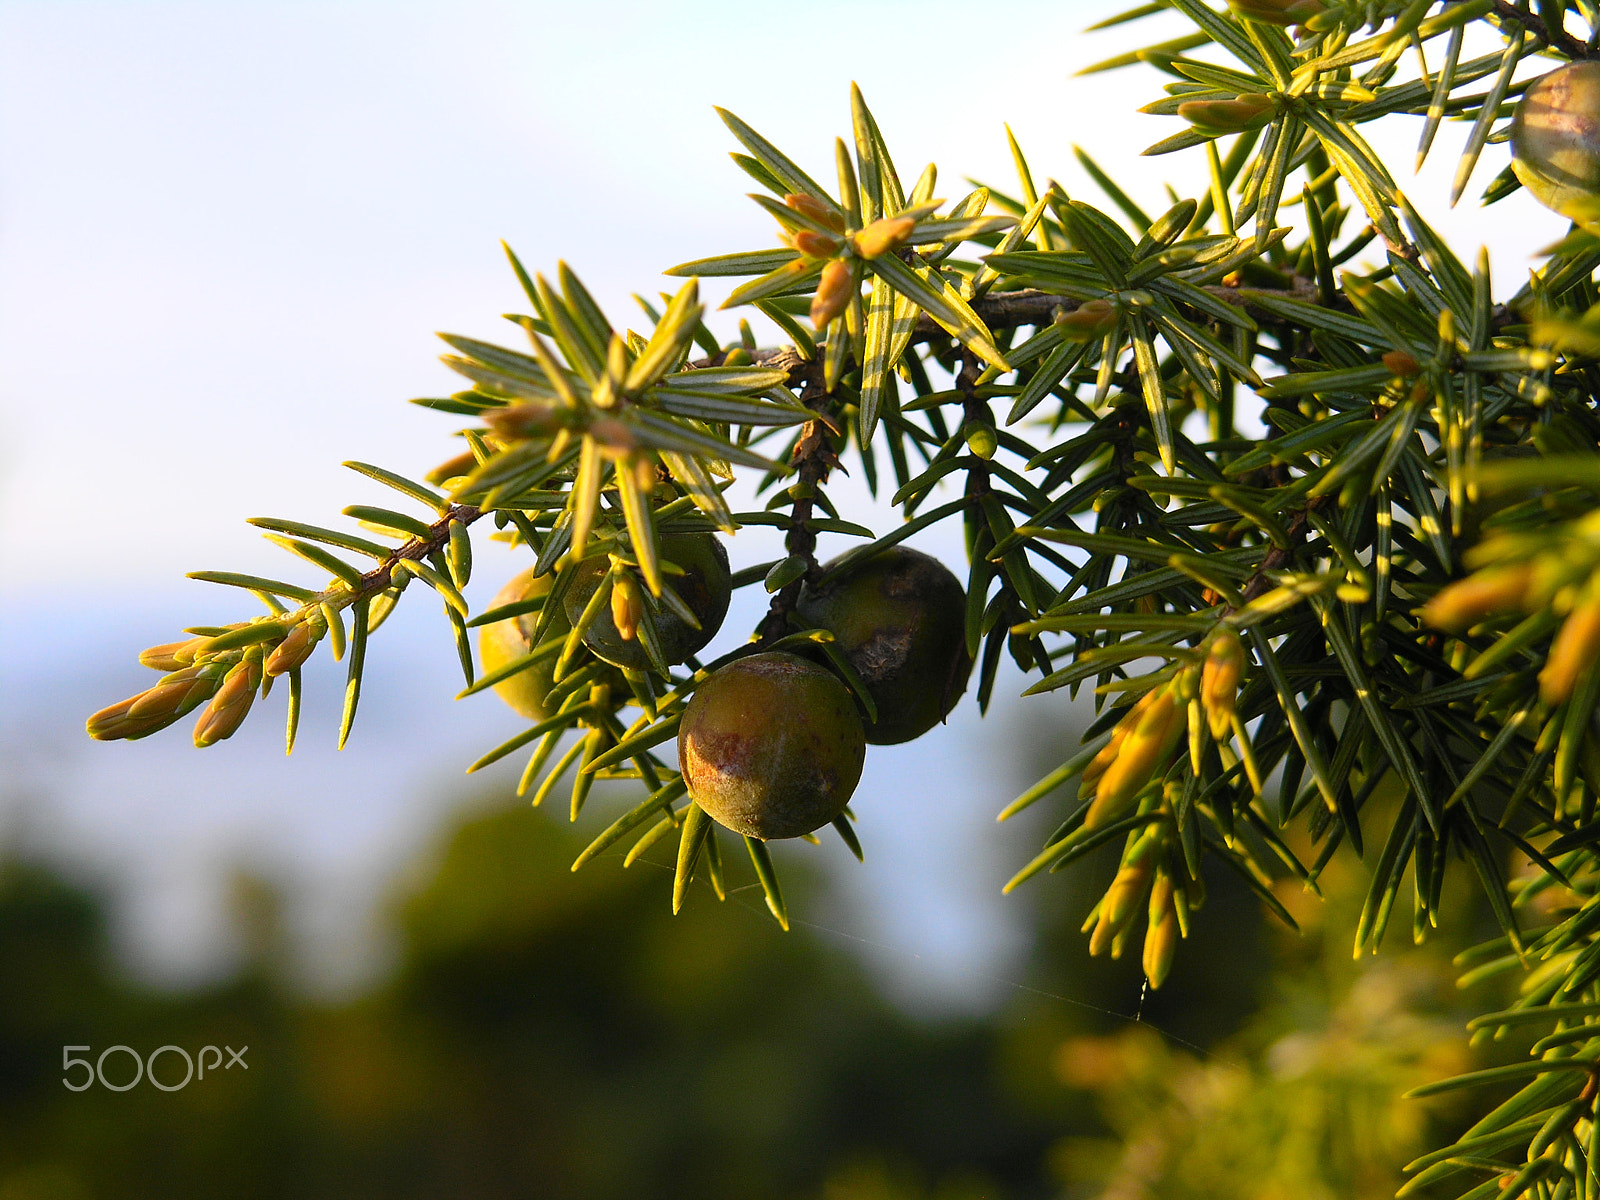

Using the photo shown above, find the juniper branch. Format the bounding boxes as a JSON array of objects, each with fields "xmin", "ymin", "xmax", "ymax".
[
  {"xmin": 1492, "ymin": 0, "xmax": 1598, "ymax": 61},
  {"xmin": 755, "ymin": 357, "xmax": 840, "ymax": 644},
  {"xmin": 302, "ymin": 502, "xmax": 484, "ymax": 618}
]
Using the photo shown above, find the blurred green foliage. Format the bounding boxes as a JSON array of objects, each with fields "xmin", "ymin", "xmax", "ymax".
[
  {"xmin": 0, "ymin": 797, "xmax": 1059, "ymax": 1200},
  {"xmin": 0, "ymin": 774, "xmax": 1529, "ymax": 1199},
  {"xmin": 1028, "ymin": 798, "xmax": 1497, "ymax": 1200}
]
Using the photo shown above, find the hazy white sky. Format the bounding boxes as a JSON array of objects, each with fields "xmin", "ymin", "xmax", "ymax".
[{"xmin": 0, "ymin": 0, "xmax": 1570, "ymax": 591}]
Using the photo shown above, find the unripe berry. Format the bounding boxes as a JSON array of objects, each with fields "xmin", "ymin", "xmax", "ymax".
[
  {"xmin": 565, "ymin": 531, "xmax": 731, "ymax": 672},
  {"xmin": 478, "ymin": 567, "xmax": 569, "ymax": 721},
  {"xmin": 1512, "ymin": 62, "xmax": 1600, "ymax": 222},
  {"xmin": 796, "ymin": 546, "xmax": 971, "ymax": 745},
  {"xmin": 679, "ymin": 651, "xmax": 866, "ymax": 840}
]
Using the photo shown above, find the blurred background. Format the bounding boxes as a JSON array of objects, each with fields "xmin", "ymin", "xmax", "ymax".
[{"xmin": 0, "ymin": 2, "xmax": 1574, "ymax": 1196}]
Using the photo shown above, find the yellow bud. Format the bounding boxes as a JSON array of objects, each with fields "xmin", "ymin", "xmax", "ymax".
[
  {"xmin": 610, "ymin": 573, "xmax": 645, "ymax": 643},
  {"xmin": 850, "ymin": 215, "xmax": 917, "ymax": 260},
  {"xmin": 86, "ymin": 695, "xmax": 179, "ymax": 742},
  {"xmin": 1142, "ymin": 875, "xmax": 1180, "ymax": 989},
  {"xmin": 1106, "ymin": 862, "xmax": 1152, "ymax": 927},
  {"xmin": 425, "ymin": 450, "xmax": 479, "ymax": 486},
  {"xmin": 1080, "ymin": 744, "xmax": 1119, "ymax": 794},
  {"xmin": 193, "ymin": 660, "xmax": 262, "ymax": 748},
  {"xmin": 1541, "ymin": 589, "xmax": 1600, "ymax": 706},
  {"xmin": 86, "ymin": 665, "xmax": 221, "ymax": 741},
  {"xmin": 784, "ymin": 192, "xmax": 845, "ymax": 233},
  {"xmin": 1147, "ymin": 870, "xmax": 1175, "ymax": 928},
  {"xmin": 587, "ymin": 417, "xmax": 638, "ymax": 455},
  {"xmin": 1187, "ymin": 697, "xmax": 1205, "ymax": 775},
  {"xmin": 811, "ymin": 259, "xmax": 856, "ymax": 330},
  {"xmin": 1177, "ymin": 94, "xmax": 1276, "ymax": 135},
  {"xmin": 1228, "ymin": 0, "xmax": 1324, "ymax": 25},
  {"xmin": 127, "ymin": 665, "xmax": 213, "ymax": 721},
  {"xmin": 1201, "ymin": 629, "xmax": 1245, "ymax": 741},
  {"xmin": 633, "ymin": 453, "xmax": 658, "ymax": 494},
  {"xmin": 1086, "ymin": 687, "xmax": 1183, "ymax": 828},
  {"xmin": 792, "ymin": 229, "xmax": 841, "ymax": 259},
  {"xmin": 138, "ymin": 637, "xmax": 207, "ymax": 672},
  {"xmin": 264, "ymin": 619, "xmax": 325, "ymax": 677},
  {"xmin": 1090, "ymin": 860, "xmax": 1154, "ymax": 957},
  {"xmin": 1382, "ymin": 350, "xmax": 1422, "ymax": 377},
  {"xmin": 1053, "ymin": 298, "xmax": 1119, "ymax": 341},
  {"xmin": 1088, "ymin": 904, "xmax": 1115, "ymax": 957},
  {"xmin": 1420, "ymin": 563, "xmax": 1536, "ymax": 633},
  {"xmin": 1080, "ymin": 689, "xmax": 1159, "ymax": 793},
  {"xmin": 484, "ymin": 401, "xmax": 563, "ymax": 441},
  {"xmin": 1109, "ymin": 922, "xmax": 1137, "ymax": 960}
]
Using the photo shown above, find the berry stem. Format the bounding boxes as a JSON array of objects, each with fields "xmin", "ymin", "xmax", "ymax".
[{"xmin": 756, "ymin": 359, "xmax": 840, "ymax": 645}]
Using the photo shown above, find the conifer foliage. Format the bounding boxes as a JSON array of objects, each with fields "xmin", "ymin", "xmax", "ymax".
[{"xmin": 86, "ymin": 2, "xmax": 1600, "ymax": 1188}]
